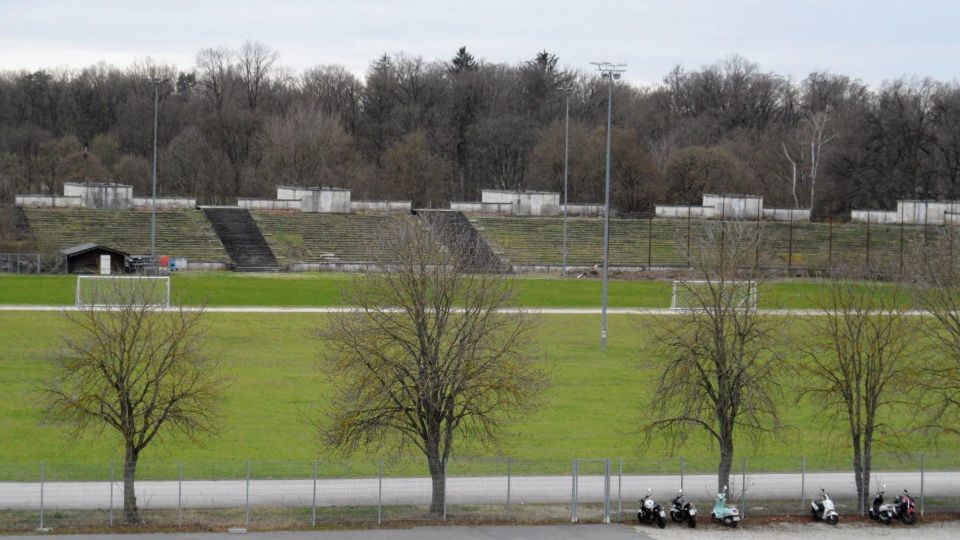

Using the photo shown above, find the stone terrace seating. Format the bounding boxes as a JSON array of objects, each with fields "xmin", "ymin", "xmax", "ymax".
[
  {"xmin": 20, "ymin": 207, "xmax": 230, "ymax": 263},
  {"xmin": 251, "ymin": 212, "xmax": 412, "ymax": 264}
]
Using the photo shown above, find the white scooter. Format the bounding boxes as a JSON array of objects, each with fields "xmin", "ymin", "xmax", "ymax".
[{"xmin": 810, "ymin": 487, "xmax": 839, "ymax": 525}]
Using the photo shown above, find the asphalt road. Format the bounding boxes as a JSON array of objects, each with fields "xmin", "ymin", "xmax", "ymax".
[{"xmin": 0, "ymin": 471, "xmax": 948, "ymax": 511}]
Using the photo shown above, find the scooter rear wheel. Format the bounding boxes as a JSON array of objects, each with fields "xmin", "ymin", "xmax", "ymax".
[{"xmin": 902, "ymin": 513, "xmax": 916, "ymax": 525}]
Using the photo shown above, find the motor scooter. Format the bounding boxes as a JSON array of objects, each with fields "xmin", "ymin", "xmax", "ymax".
[
  {"xmin": 669, "ymin": 489, "xmax": 697, "ymax": 528},
  {"xmin": 637, "ymin": 488, "xmax": 666, "ymax": 529},
  {"xmin": 810, "ymin": 487, "xmax": 839, "ymax": 525},
  {"xmin": 710, "ymin": 485, "xmax": 740, "ymax": 527}
]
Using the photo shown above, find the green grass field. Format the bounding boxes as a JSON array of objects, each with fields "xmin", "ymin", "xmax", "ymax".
[
  {"xmin": 0, "ymin": 273, "xmax": 901, "ymax": 309},
  {"xmin": 0, "ymin": 307, "xmax": 944, "ymax": 480}
]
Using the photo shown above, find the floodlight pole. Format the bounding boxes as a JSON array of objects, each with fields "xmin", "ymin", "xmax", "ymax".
[
  {"xmin": 592, "ymin": 62, "xmax": 626, "ymax": 352},
  {"xmin": 562, "ymin": 87, "xmax": 572, "ymax": 275},
  {"xmin": 150, "ymin": 77, "xmax": 161, "ymax": 275}
]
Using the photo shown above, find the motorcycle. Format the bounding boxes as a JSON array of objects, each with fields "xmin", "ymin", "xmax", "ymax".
[
  {"xmin": 711, "ymin": 485, "xmax": 741, "ymax": 527},
  {"xmin": 669, "ymin": 489, "xmax": 697, "ymax": 528},
  {"xmin": 637, "ymin": 488, "xmax": 667, "ymax": 529},
  {"xmin": 810, "ymin": 487, "xmax": 839, "ymax": 525},
  {"xmin": 869, "ymin": 485, "xmax": 917, "ymax": 525}
]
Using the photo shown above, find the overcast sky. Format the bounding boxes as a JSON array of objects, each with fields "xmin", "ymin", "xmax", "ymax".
[{"xmin": 1, "ymin": 0, "xmax": 957, "ymax": 87}]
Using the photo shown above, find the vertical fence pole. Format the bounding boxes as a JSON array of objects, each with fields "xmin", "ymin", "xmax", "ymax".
[
  {"xmin": 311, "ymin": 461, "xmax": 318, "ymax": 527},
  {"xmin": 39, "ymin": 463, "xmax": 44, "ymax": 531},
  {"xmin": 740, "ymin": 458, "xmax": 746, "ymax": 518},
  {"xmin": 900, "ymin": 209, "xmax": 905, "ymax": 271},
  {"xmin": 647, "ymin": 213, "xmax": 653, "ymax": 268},
  {"xmin": 866, "ymin": 211, "xmax": 871, "ymax": 266},
  {"xmin": 860, "ymin": 452, "xmax": 866, "ymax": 515},
  {"xmin": 177, "ymin": 462, "xmax": 183, "ymax": 528},
  {"xmin": 617, "ymin": 457, "xmax": 623, "ymax": 522},
  {"xmin": 245, "ymin": 461, "xmax": 250, "ymax": 528},
  {"xmin": 16, "ymin": 253, "xmax": 20, "ymax": 274},
  {"xmin": 680, "ymin": 457, "xmax": 685, "ymax": 491},
  {"xmin": 828, "ymin": 215, "xmax": 833, "ymax": 269},
  {"xmin": 506, "ymin": 457, "xmax": 512, "ymax": 521},
  {"xmin": 571, "ymin": 459, "xmax": 578, "ymax": 523},
  {"xmin": 801, "ymin": 456, "xmax": 806, "ymax": 514},
  {"xmin": 377, "ymin": 459, "xmax": 383, "ymax": 526},
  {"xmin": 603, "ymin": 458, "xmax": 611, "ymax": 524},
  {"xmin": 109, "ymin": 461, "xmax": 114, "ymax": 526},
  {"xmin": 686, "ymin": 207, "xmax": 692, "ymax": 267},
  {"xmin": 920, "ymin": 453, "xmax": 925, "ymax": 517},
  {"xmin": 442, "ymin": 459, "xmax": 447, "ymax": 521},
  {"xmin": 787, "ymin": 211, "xmax": 794, "ymax": 274}
]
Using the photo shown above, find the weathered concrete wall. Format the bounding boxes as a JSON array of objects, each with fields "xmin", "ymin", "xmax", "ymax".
[
  {"xmin": 561, "ymin": 204, "xmax": 605, "ymax": 217},
  {"xmin": 64, "ymin": 182, "xmax": 133, "ymax": 209},
  {"xmin": 762, "ymin": 208, "xmax": 811, "ymax": 221},
  {"xmin": 480, "ymin": 190, "xmax": 561, "ymax": 216},
  {"xmin": 15, "ymin": 195, "xmax": 83, "ymax": 208},
  {"xmin": 278, "ymin": 187, "xmax": 351, "ymax": 213},
  {"xmin": 131, "ymin": 197, "xmax": 196, "ymax": 209},
  {"xmin": 655, "ymin": 205, "xmax": 713, "ymax": 218},
  {"xmin": 702, "ymin": 194, "xmax": 763, "ymax": 219},
  {"xmin": 450, "ymin": 202, "xmax": 513, "ymax": 215},
  {"xmin": 238, "ymin": 198, "xmax": 302, "ymax": 210},
  {"xmin": 350, "ymin": 200, "xmax": 411, "ymax": 212},
  {"xmin": 897, "ymin": 200, "xmax": 960, "ymax": 224},
  {"xmin": 850, "ymin": 210, "xmax": 899, "ymax": 224}
]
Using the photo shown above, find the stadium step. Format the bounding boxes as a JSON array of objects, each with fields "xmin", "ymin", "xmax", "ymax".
[
  {"xmin": 416, "ymin": 210, "xmax": 508, "ymax": 272},
  {"xmin": 201, "ymin": 207, "xmax": 280, "ymax": 272}
]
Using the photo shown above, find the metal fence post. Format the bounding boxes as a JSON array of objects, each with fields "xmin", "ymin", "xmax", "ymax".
[
  {"xmin": 245, "ymin": 461, "xmax": 250, "ymax": 528},
  {"xmin": 377, "ymin": 459, "xmax": 383, "ymax": 526},
  {"xmin": 801, "ymin": 456, "xmax": 806, "ymax": 514},
  {"xmin": 740, "ymin": 457, "xmax": 746, "ymax": 518},
  {"xmin": 866, "ymin": 211, "xmax": 871, "ymax": 266},
  {"xmin": 920, "ymin": 453, "xmax": 925, "ymax": 517},
  {"xmin": 109, "ymin": 461, "xmax": 115, "ymax": 526},
  {"xmin": 827, "ymin": 215, "xmax": 833, "ymax": 269},
  {"xmin": 603, "ymin": 458, "xmax": 611, "ymax": 524},
  {"xmin": 787, "ymin": 211, "xmax": 794, "ymax": 273},
  {"xmin": 647, "ymin": 213, "xmax": 653, "ymax": 267},
  {"xmin": 571, "ymin": 459, "xmax": 578, "ymax": 523},
  {"xmin": 311, "ymin": 461, "xmax": 318, "ymax": 527},
  {"xmin": 178, "ymin": 462, "xmax": 183, "ymax": 528},
  {"xmin": 617, "ymin": 457, "xmax": 623, "ymax": 522},
  {"xmin": 39, "ymin": 463, "xmax": 44, "ymax": 531},
  {"xmin": 861, "ymin": 452, "xmax": 866, "ymax": 515},
  {"xmin": 442, "ymin": 459, "xmax": 448, "ymax": 521},
  {"xmin": 680, "ymin": 457, "xmax": 684, "ymax": 491},
  {"xmin": 505, "ymin": 457, "xmax": 512, "ymax": 521}
]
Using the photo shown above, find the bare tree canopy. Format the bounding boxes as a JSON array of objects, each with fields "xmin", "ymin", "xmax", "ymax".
[
  {"xmin": 316, "ymin": 218, "xmax": 545, "ymax": 515},
  {"xmin": 640, "ymin": 222, "xmax": 782, "ymax": 491},
  {"xmin": 44, "ymin": 279, "xmax": 228, "ymax": 523},
  {"xmin": 796, "ymin": 267, "xmax": 919, "ymax": 511}
]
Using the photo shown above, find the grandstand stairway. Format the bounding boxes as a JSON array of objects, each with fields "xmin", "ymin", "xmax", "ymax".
[
  {"xmin": 201, "ymin": 207, "xmax": 280, "ymax": 271},
  {"xmin": 416, "ymin": 210, "xmax": 507, "ymax": 272}
]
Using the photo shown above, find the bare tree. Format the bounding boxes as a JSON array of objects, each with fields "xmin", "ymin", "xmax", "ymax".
[
  {"xmin": 782, "ymin": 111, "xmax": 835, "ymax": 208},
  {"xmin": 796, "ymin": 267, "xmax": 918, "ymax": 512},
  {"xmin": 236, "ymin": 40, "xmax": 277, "ymax": 111},
  {"xmin": 640, "ymin": 222, "xmax": 782, "ymax": 491},
  {"xmin": 45, "ymin": 280, "xmax": 227, "ymax": 523},
  {"xmin": 316, "ymin": 218, "xmax": 545, "ymax": 516},
  {"xmin": 195, "ymin": 46, "xmax": 235, "ymax": 112}
]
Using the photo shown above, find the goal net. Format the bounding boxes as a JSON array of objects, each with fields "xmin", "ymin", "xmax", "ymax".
[
  {"xmin": 671, "ymin": 280, "xmax": 758, "ymax": 310},
  {"xmin": 75, "ymin": 276, "xmax": 171, "ymax": 308}
]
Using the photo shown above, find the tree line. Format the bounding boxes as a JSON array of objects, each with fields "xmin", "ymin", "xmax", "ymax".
[{"xmin": 3, "ymin": 41, "xmax": 960, "ymax": 215}]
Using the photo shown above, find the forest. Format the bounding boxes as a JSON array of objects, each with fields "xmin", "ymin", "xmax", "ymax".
[{"xmin": 1, "ymin": 40, "xmax": 959, "ymax": 217}]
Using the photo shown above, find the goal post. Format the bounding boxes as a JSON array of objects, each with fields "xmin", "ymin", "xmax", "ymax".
[
  {"xmin": 75, "ymin": 275, "xmax": 171, "ymax": 308},
  {"xmin": 670, "ymin": 279, "xmax": 758, "ymax": 310}
]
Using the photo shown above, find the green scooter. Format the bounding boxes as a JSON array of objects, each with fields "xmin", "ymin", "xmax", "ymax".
[{"xmin": 710, "ymin": 485, "xmax": 741, "ymax": 527}]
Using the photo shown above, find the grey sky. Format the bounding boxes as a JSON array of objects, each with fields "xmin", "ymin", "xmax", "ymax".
[{"xmin": 1, "ymin": 0, "xmax": 957, "ymax": 87}]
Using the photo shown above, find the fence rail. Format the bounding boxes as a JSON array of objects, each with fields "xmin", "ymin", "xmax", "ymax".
[
  {"xmin": 0, "ymin": 253, "xmax": 63, "ymax": 274},
  {"xmin": 0, "ymin": 454, "xmax": 953, "ymax": 531}
]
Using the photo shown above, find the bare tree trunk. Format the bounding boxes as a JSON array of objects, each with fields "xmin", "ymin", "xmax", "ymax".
[
  {"xmin": 427, "ymin": 453, "xmax": 446, "ymax": 516},
  {"xmin": 852, "ymin": 435, "xmax": 865, "ymax": 512},
  {"xmin": 718, "ymin": 435, "xmax": 734, "ymax": 493},
  {"xmin": 123, "ymin": 446, "xmax": 140, "ymax": 523}
]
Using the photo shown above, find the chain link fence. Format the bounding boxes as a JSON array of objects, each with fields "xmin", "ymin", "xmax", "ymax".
[
  {"xmin": 0, "ymin": 253, "xmax": 64, "ymax": 274},
  {"xmin": 0, "ymin": 453, "xmax": 956, "ymax": 532}
]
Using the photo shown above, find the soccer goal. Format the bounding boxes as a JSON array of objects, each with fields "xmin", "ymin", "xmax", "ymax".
[
  {"xmin": 670, "ymin": 279, "xmax": 758, "ymax": 310},
  {"xmin": 75, "ymin": 275, "xmax": 171, "ymax": 308}
]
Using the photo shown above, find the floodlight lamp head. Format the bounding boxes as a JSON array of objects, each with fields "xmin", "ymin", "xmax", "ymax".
[{"xmin": 613, "ymin": 73, "xmax": 621, "ymax": 80}]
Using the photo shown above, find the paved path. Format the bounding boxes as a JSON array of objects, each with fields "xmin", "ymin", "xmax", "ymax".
[
  {"xmin": 0, "ymin": 471, "xmax": 949, "ymax": 510},
  {"xmin": 0, "ymin": 305, "xmax": 935, "ymax": 316}
]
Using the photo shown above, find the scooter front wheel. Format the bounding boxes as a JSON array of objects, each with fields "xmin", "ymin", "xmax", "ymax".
[
  {"xmin": 902, "ymin": 513, "xmax": 916, "ymax": 525},
  {"xmin": 827, "ymin": 514, "xmax": 838, "ymax": 525},
  {"xmin": 657, "ymin": 515, "xmax": 666, "ymax": 529},
  {"xmin": 688, "ymin": 514, "xmax": 697, "ymax": 528}
]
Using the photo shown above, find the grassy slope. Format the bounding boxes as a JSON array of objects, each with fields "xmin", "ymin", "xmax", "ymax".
[
  {"xmin": 0, "ymin": 311, "xmax": 937, "ymax": 479},
  {"xmin": 0, "ymin": 273, "xmax": 898, "ymax": 309}
]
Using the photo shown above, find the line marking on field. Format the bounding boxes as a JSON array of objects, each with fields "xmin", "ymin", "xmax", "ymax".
[{"xmin": 0, "ymin": 305, "xmax": 934, "ymax": 316}]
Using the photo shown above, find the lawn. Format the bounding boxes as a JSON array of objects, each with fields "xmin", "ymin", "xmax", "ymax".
[
  {"xmin": 0, "ymin": 310, "xmax": 944, "ymax": 481},
  {"xmin": 0, "ymin": 273, "xmax": 905, "ymax": 309}
]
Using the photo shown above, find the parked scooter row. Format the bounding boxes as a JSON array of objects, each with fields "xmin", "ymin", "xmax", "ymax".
[{"xmin": 638, "ymin": 484, "xmax": 918, "ymax": 529}]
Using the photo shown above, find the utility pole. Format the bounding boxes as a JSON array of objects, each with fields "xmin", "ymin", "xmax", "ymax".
[
  {"xmin": 591, "ymin": 62, "xmax": 626, "ymax": 352},
  {"xmin": 562, "ymin": 86, "xmax": 573, "ymax": 275},
  {"xmin": 149, "ymin": 77, "xmax": 165, "ymax": 274}
]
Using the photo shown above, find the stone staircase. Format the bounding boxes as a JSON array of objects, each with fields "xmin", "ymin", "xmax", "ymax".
[
  {"xmin": 417, "ymin": 210, "xmax": 507, "ymax": 272},
  {"xmin": 201, "ymin": 207, "xmax": 280, "ymax": 271}
]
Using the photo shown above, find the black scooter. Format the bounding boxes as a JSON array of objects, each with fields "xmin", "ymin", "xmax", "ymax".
[{"xmin": 669, "ymin": 489, "xmax": 697, "ymax": 528}]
